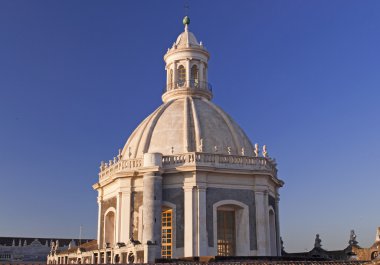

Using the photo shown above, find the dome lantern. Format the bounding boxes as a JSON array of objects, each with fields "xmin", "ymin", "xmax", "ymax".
[{"xmin": 162, "ymin": 17, "xmax": 212, "ymax": 103}]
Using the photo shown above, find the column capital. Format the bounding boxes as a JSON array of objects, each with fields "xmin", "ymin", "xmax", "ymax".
[
  {"xmin": 253, "ymin": 185, "xmax": 269, "ymax": 194},
  {"xmin": 183, "ymin": 185, "xmax": 194, "ymax": 192},
  {"xmin": 195, "ymin": 185, "xmax": 207, "ymax": 192}
]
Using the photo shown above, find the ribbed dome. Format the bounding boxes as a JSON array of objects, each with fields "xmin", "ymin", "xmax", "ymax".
[
  {"xmin": 175, "ymin": 30, "xmax": 199, "ymax": 47},
  {"xmin": 121, "ymin": 97, "xmax": 254, "ymax": 159}
]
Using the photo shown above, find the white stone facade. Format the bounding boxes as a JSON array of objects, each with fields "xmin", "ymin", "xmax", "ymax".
[{"xmin": 48, "ymin": 17, "xmax": 284, "ymax": 264}]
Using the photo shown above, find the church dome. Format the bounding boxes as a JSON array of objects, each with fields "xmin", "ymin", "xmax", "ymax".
[
  {"xmin": 120, "ymin": 17, "xmax": 255, "ymax": 160},
  {"xmin": 121, "ymin": 97, "xmax": 254, "ymax": 159}
]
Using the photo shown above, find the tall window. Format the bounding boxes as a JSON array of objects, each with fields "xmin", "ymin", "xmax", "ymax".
[
  {"xmin": 104, "ymin": 211, "xmax": 115, "ymax": 247},
  {"xmin": 217, "ymin": 210, "xmax": 236, "ymax": 256},
  {"xmin": 178, "ymin": 65, "xmax": 186, "ymax": 86},
  {"xmin": 161, "ymin": 209, "xmax": 173, "ymax": 259}
]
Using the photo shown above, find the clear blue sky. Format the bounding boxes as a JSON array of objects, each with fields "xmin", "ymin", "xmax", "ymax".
[{"xmin": 0, "ymin": 0, "xmax": 379, "ymax": 253}]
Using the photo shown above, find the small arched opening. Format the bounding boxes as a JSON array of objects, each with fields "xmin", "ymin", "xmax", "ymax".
[
  {"xmin": 104, "ymin": 208, "xmax": 116, "ymax": 247},
  {"xmin": 191, "ymin": 65, "xmax": 199, "ymax": 87},
  {"xmin": 177, "ymin": 65, "xmax": 186, "ymax": 86},
  {"xmin": 269, "ymin": 207, "xmax": 277, "ymax": 256}
]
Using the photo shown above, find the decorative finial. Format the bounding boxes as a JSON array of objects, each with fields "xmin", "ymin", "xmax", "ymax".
[
  {"xmin": 183, "ymin": 16, "xmax": 190, "ymax": 25},
  {"xmin": 183, "ymin": 16, "xmax": 190, "ymax": 32}
]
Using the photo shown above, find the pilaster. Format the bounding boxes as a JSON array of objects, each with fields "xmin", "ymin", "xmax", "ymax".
[
  {"xmin": 183, "ymin": 185, "xmax": 194, "ymax": 257},
  {"xmin": 196, "ymin": 185, "xmax": 208, "ymax": 256},
  {"xmin": 97, "ymin": 191, "xmax": 103, "ymax": 248},
  {"xmin": 186, "ymin": 59, "xmax": 191, "ymax": 84},
  {"xmin": 120, "ymin": 191, "xmax": 131, "ymax": 243},
  {"xmin": 115, "ymin": 192, "xmax": 121, "ymax": 244},
  {"xmin": 254, "ymin": 188, "xmax": 269, "ymax": 256},
  {"xmin": 275, "ymin": 194, "xmax": 281, "ymax": 256}
]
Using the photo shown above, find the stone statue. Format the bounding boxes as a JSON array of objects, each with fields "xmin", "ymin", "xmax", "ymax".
[
  {"xmin": 198, "ymin": 138, "xmax": 203, "ymax": 152},
  {"xmin": 262, "ymin": 145, "xmax": 268, "ymax": 158},
  {"xmin": 241, "ymin": 147, "xmax": 245, "ymax": 156},
  {"xmin": 117, "ymin": 148, "xmax": 122, "ymax": 160},
  {"xmin": 349, "ymin": 229, "xmax": 358, "ymax": 246},
  {"xmin": 214, "ymin": 146, "xmax": 218, "ymax": 153},
  {"xmin": 100, "ymin": 161, "xmax": 105, "ymax": 170},
  {"xmin": 280, "ymin": 237, "xmax": 284, "ymax": 253},
  {"xmin": 254, "ymin": 143, "xmax": 259, "ymax": 157},
  {"xmin": 227, "ymin": 146, "xmax": 231, "ymax": 155},
  {"xmin": 314, "ymin": 234, "xmax": 322, "ymax": 248}
]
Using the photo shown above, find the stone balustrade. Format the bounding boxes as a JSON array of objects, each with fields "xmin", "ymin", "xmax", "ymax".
[{"xmin": 99, "ymin": 152, "xmax": 277, "ymax": 181}]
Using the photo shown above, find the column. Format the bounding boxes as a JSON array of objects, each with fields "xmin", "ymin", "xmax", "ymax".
[
  {"xmin": 142, "ymin": 172, "xmax": 162, "ymax": 244},
  {"xmin": 183, "ymin": 185, "xmax": 194, "ymax": 257},
  {"xmin": 97, "ymin": 194, "xmax": 103, "ymax": 249},
  {"xmin": 173, "ymin": 62, "xmax": 177, "ymax": 87},
  {"xmin": 196, "ymin": 186, "xmax": 208, "ymax": 256},
  {"xmin": 186, "ymin": 59, "xmax": 191, "ymax": 87},
  {"xmin": 255, "ymin": 189, "xmax": 269, "ymax": 256},
  {"xmin": 199, "ymin": 63, "xmax": 204, "ymax": 87}
]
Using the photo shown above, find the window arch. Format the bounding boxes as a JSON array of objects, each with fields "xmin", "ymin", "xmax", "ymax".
[
  {"xmin": 104, "ymin": 208, "xmax": 116, "ymax": 247},
  {"xmin": 213, "ymin": 200, "xmax": 250, "ymax": 256},
  {"xmin": 269, "ymin": 207, "xmax": 277, "ymax": 256},
  {"xmin": 178, "ymin": 65, "xmax": 186, "ymax": 86},
  {"xmin": 191, "ymin": 65, "xmax": 199, "ymax": 87}
]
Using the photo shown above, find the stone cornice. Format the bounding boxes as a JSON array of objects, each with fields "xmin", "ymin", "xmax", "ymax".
[{"xmin": 97, "ymin": 152, "xmax": 283, "ymax": 188}]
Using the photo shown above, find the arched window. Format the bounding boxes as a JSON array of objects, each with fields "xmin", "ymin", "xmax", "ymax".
[
  {"xmin": 178, "ymin": 65, "xmax": 186, "ymax": 86},
  {"xmin": 213, "ymin": 200, "xmax": 250, "ymax": 256},
  {"xmin": 217, "ymin": 207, "xmax": 236, "ymax": 256},
  {"xmin": 104, "ymin": 210, "xmax": 116, "ymax": 247},
  {"xmin": 191, "ymin": 65, "xmax": 199, "ymax": 87},
  {"xmin": 269, "ymin": 208, "xmax": 277, "ymax": 256}
]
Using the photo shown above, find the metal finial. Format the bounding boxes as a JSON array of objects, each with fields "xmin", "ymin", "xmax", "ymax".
[{"xmin": 183, "ymin": 16, "xmax": 190, "ymax": 26}]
